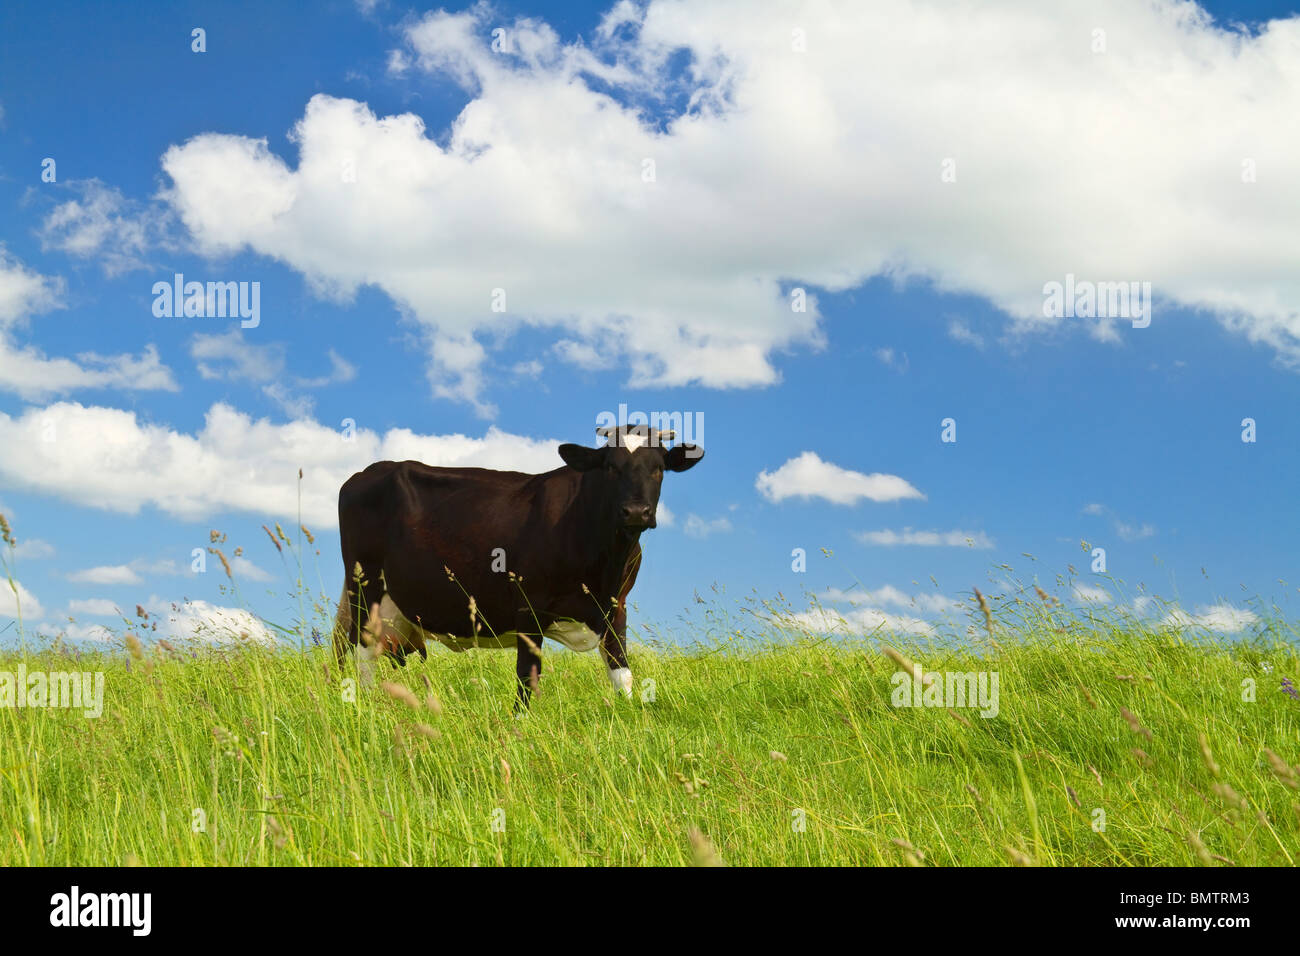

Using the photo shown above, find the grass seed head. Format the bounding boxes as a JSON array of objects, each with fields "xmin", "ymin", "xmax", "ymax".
[
  {"xmin": 381, "ymin": 681, "xmax": 421, "ymax": 709},
  {"xmin": 688, "ymin": 827, "xmax": 724, "ymax": 867}
]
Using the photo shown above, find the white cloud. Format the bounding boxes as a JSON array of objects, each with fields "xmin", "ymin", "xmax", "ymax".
[
  {"xmin": 0, "ymin": 580, "xmax": 42, "ymax": 619},
  {"xmin": 67, "ymin": 565, "xmax": 142, "ymax": 586},
  {"xmin": 232, "ymin": 556, "xmax": 273, "ymax": 582},
  {"xmin": 1115, "ymin": 521, "xmax": 1157, "ymax": 542},
  {"xmin": 0, "ymin": 247, "xmax": 62, "ymax": 324},
  {"xmin": 192, "ymin": 329, "xmax": 285, "ymax": 383},
  {"xmin": 1072, "ymin": 583, "xmax": 1111, "ymax": 603},
  {"xmin": 151, "ymin": 2, "xmax": 1300, "ymax": 414},
  {"xmin": 297, "ymin": 350, "xmax": 357, "ymax": 388},
  {"xmin": 67, "ymin": 598, "xmax": 122, "ymax": 617},
  {"xmin": 757, "ymin": 452, "xmax": 923, "ymax": 505},
  {"xmin": 0, "ymin": 340, "xmax": 178, "ymax": 400},
  {"xmin": 13, "ymin": 538, "xmax": 55, "ymax": 559},
  {"xmin": 655, "ymin": 500, "xmax": 674, "ymax": 527},
  {"xmin": 150, "ymin": 598, "xmax": 278, "ymax": 645},
  {"xmin": 51, "ymin": 598, "xmax": 279, "ymax": 645},
  {"xmin": 191, "ymin": 330, "xmax": 360, "ymax": 418},
  {"xmin": 1082, "ymin": 502, "xmax": 1156, "ymax": 541},
  {"xmin": 947, "ymin": 319, "xmax": 985, "ymax": 350},
  {"xmin": 821, "ymin": 584, "xmax": 959, "ymax": 614},
  {"xmin": 39, "ymin": 180, "xmax": 169, "ymax": 275},
  {"xmin": 856, "ymin": 527, "xmax": 993, "ymax": 548},
  {"xmin": 683, "ymin": 513, "xmax": 731, "ymax": 538},
  {"xmin": 1162, "ymin": 603, "xmax": 1259, "ymax": 634},
  {"xmin": 0, "ymin": 251, "xmax": 178, "ymax": 399},
  {"xmin": 50, "ymin": 621, "xmax": 115, "ymax": 642},
  {"xmin": 874, "ymin": 347, "xmax": 909, "ymax": 372},
  {"xmin": 785, "ymin": 605, "xmax": 934, "ymax": 637},
  {"xmin": 0, "ymin": 401, "xmax": 568, "ymax": 528}
]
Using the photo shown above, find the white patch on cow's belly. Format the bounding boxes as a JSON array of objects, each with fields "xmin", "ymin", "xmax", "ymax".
[
  {"xmin": 376, "ymin": 596, "xmax": 599, "ymax": 653},
  {"xmin": 544, "ymin": 620, "xmax": 601, "ymax": 652},
  {"xmin": 609, "ymin": 666, "xmax": 633, "ymax": 697}
]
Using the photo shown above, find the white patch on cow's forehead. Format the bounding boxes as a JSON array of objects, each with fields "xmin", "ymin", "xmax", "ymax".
[{"xmin": 619, "ymin": 432, "xmax": 649, "ymax": 453}]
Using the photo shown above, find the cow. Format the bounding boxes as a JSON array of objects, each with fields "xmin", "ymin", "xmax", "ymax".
[{"xmin": 331, "ymin": 424, "xmax": 704, "ymax": 707}]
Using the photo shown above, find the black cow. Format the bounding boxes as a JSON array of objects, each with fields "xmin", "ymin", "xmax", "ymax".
[{"xmin": 332, "ymin": 425, "xmax": 704, "ymax": 706}]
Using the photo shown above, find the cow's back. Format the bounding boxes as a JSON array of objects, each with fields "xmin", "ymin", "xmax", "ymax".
[{"xmin": 338, "ymin": 460, "xmax": 579, "ymax": 637}]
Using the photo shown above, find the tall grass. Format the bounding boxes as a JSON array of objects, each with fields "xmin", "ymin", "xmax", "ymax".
[
  {"xmin": 0, "ymin": 619, "xmax": 1296, "ymax": 866},
  {"xmin": 1, "ymin": 512, "xmax": 1296, "ymax": 866}
]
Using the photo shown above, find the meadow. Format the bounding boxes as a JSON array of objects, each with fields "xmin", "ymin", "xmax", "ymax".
[{"xmin": 1, "ymin": 590, "xmax": 1297, "ymax": 866}]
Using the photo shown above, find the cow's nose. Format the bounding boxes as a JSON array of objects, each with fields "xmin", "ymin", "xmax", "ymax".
[{"xmin": 622, "ymin": 503, "xmax": 653, "ymax": 525}]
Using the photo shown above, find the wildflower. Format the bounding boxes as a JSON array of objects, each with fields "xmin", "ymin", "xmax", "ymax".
[{"xmin": 1282, "ymin": 677, "xmax": 1298, "ymax": 701}]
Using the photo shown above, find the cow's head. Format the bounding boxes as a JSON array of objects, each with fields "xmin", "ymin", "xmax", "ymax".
[{"xmin": 558, "ymin": 426, "xmax": 704, "ymax": 533}]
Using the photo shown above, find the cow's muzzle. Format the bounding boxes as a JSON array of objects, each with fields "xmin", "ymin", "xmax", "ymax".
[{"xmin": 621, "ymin": 503, "xmax": 655, "ymax": 529}]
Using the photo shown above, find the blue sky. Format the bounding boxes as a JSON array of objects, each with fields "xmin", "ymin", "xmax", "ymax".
[{"xmin": 0, "ymin": 0, "xmax": 1297, "ymax": 647}]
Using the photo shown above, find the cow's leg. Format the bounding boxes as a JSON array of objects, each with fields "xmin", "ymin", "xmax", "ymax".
[
  {"xmin": 513, "ymin": 610, "xmax": 545, "ymax": 711},
  {"xmin": 600, "ymin": 601, "xmax": 634, "ymax": 698}
]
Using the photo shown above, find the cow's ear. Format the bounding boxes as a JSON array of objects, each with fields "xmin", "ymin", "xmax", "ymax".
[
  {"xmin": 559, "ymin": 443, "xmax": 604, "ymax": 472},
  {"xmin": 664, "ymin": 444, "xmax": 704, "ymax": 472}
]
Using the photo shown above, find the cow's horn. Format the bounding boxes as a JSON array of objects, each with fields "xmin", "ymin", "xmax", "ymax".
[{"xmin": 655, "ymin": 429, "xmax": 676, "ymax": 443}]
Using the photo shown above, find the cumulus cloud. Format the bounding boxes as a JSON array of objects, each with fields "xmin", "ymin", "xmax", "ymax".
[
  {"xmin": 150, "ymin": 598, "xmax": 278, "ymax": 645},
  {"xmin": 682, "ymin": 513, "xmax": 731, "ymax": 538},
  {"xmin": 66, "ymin": 598, "xmax": 122, "ymax": 617},
  {"xmin": 67, "ymin": 565, "xmax": 142, "ymax": 586},
  {"xmin": 0, "ymin": 248, "xmax": 62, "ymax": 323},
  {"xmin": 856, "ymin": 527, "xmax": 993, "ymax": 548},
  {"xmin": 655, "ymin": 500, "xmax": 674, "ymax": 527},
  {"xmin": 232, "ymin": 556, "xmax": 273, "ymax": 582},
  {"xmin": 756, "ymin": 452, "xmax": 923, "ymax": 505},
  {"xmin": 189, "ymin": 329, "xmax": 357, "ymax": 417},
  {"xmin": 0, "ymin": 341, "xmax": 178, "ymax": 400},
  {"xmin": 1072, "ymin": 583, "xmax": 1111, "ymax": 603},
  {"xmin": 149, "ymin": 1, "xmax": 1300, "ymax": 415},
  {"xmin": 60, "ymin": 622, "xmax": 115, "ymax": 641},
  {"xmin": 786, "ymin": 605, "xmax": 934, "ymax": 637},
  {"xmin": 0, "ymin": 401, "xmax": 567, "ymax": 528},
  {"xmin": 821, "ymin": 584, "xmax": 960, "ymax": 614},
  {"xmin": 48, "ymin": 598, "xmax": 278, "ymax": 645},
  {"xmin": 13, "ymin": 538, "xmax": 55, "ymax": 559},
  {"xmin": 0, "ymin": 251, "xmax": 178, "ymax": 399},
  {"xmin": 39, "ymin": 180, "xmax": 171, "ymax": 275},
  {"xmin": 1162, "ymin": 603, "xmax": 1260, "ymax": 633},
  {"xmin": 0, "ymin": 580, "xmax": 42, "ymax": 619}
]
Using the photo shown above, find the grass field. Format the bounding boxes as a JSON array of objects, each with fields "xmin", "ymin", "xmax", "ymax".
[{"xmin": 1, "ymin": 597, "xmax": 1297, "ymax": 866}]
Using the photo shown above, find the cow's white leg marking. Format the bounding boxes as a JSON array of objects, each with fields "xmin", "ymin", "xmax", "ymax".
[{"xmin": 609, "ymin": 666, "xmax": 633, "ymax": 698}]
